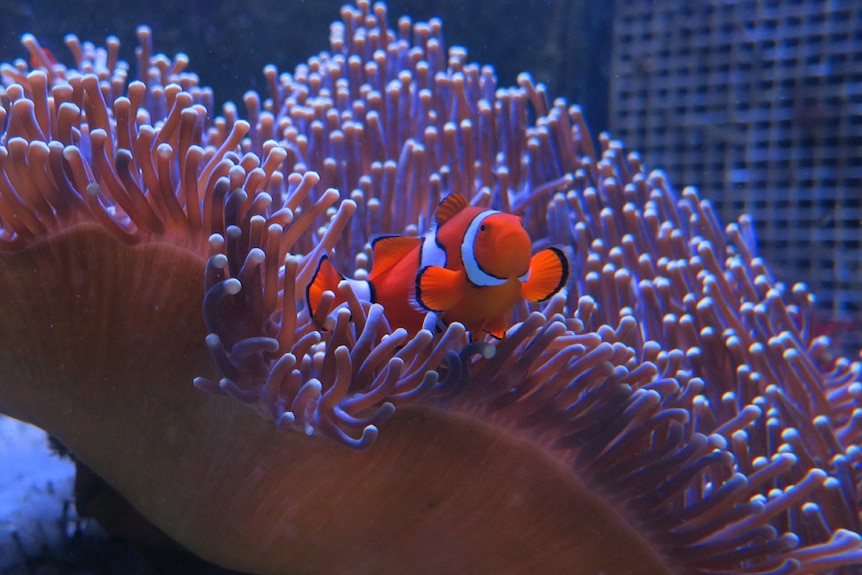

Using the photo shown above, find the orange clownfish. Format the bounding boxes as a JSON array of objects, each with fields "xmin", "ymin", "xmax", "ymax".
[
  {"xmin": 307, "ymin": 193, "xmax": 569, "ymax": 337},
  {"xmin": 30, "ymin": 46, "xmax": 58, "ymax": 70}
]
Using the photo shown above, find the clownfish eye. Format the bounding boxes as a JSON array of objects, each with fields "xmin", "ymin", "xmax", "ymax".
[{"xmin": 480, "ymin": 224, "xmax": 486, "ymax": 232}]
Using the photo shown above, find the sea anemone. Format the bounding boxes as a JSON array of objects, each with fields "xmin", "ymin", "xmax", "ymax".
[{"xmin": 1, "ymin": 2, "xmax": 860, "ymax": 574}]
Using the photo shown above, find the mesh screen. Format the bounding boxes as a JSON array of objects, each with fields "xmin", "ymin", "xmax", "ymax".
[{"xmin": 610, "ymin": 0, "xmax": 862, "ymax": 354}]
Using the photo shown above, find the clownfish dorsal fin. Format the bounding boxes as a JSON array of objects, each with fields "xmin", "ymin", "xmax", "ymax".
[
  {"xmin": 412, "ymin": 266, "xmax": 464, "ymax": 312},
  {"xmin": 435, "ymin": 193, "xmax": 470, "ymax": 228},
  {"xmin": 369, "ymin": 235, "xmax": 422, "ymax": 281}
]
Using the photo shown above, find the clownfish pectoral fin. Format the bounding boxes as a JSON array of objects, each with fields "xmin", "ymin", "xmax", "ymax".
[
  {"xmin": 434, "ymin": 193, "xmax": 470, "ymax": 227},
  {"xmin": 521, "ymin": 247, "xmax": 569, "ymax": 302},
  {"xmin": 369, "ymin": 235, "xmax": 422, "ymax": 281},
  {"xmin": 412, "ymin": 266, "xmax": 464, "ymax": 312},
  {"xmin": 306, "ymin": 255, "xmax": 345, "ymax": 317}
]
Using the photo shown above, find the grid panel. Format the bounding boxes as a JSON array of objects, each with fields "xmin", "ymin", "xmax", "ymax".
[{"xmin": 610, "ymin": 0, "xmax": 862, "ymax": 353}]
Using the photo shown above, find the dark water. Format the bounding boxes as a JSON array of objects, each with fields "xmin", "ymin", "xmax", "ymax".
[{"xmin": 0, "ymin": 0, "xmax": 612, "ymax": 133}]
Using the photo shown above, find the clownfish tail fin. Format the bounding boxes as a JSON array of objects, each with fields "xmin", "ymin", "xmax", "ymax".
[
  {"xmin": 521, "ymin": 247, "xmax": 569, "ymax": 302},
  {"xmin": 306, "ymin": 255, "xmax": 345, "ymax": 317}
]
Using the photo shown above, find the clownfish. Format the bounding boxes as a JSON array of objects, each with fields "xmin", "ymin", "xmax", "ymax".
[
  {"xmin": 307, "ymin": 193, "xmax": 569, "ymax": 337},
  {"xmin": 30, "ymin": 46, "xmax": 58, "ymax": 70}
]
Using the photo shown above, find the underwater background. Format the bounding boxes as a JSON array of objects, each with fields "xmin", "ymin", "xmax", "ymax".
[
  {"xmin": 0, "ymin": 0, "xmax": 860, "ymax": 573},
  {"xmin": 0, "ymin": 0, "xmax": 614, "ymax": 132}
]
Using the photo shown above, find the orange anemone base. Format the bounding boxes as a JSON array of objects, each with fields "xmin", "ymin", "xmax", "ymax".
[{"xmin": 0, "ymin": 225, "xmax": 672, "ymax": 575}]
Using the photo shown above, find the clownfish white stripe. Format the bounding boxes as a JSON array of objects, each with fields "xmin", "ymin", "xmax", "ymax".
[
  {"xmin": 420, "ymin": 226, "xmax": 446, "ymax": 270},
  {"xmin": 461, "ymin": 211, "xmax": 508, "ymax": 287}
]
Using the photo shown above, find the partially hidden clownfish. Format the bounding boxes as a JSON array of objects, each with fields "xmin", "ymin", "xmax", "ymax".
[
  {"xmin": 307, "ymin": 193, "xmax": 569, "ymax": 337},
  {"xmin": 30, "ymin": 46, "xmax": 58, "ymax": 70}
]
